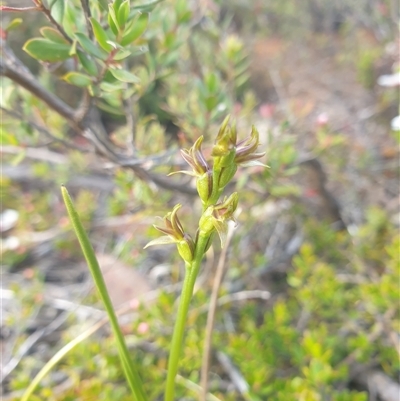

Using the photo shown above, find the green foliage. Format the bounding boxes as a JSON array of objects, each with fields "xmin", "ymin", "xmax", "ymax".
[
  {"xmin": 356, "ymin": 48, "xmax": 381, "ymax": 89},
  {"xmin": 23, "ymin": 38, "xmax": 72, "ymax": 62},
  {"xmin": 2, "ymin": 1, "xmax": 397, "ymax": 401}
]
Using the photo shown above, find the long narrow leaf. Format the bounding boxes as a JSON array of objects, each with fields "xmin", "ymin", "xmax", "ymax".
[{"xmin": 60, "ymin": 186, "xmax": 148, "ymax": 401}]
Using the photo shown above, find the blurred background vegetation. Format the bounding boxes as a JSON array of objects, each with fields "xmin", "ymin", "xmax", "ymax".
[{"xmin": 1, "ymin": 0, "xmax": 399, "ymax": 400}]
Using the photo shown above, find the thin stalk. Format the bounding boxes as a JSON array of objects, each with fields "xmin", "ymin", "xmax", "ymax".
[
  {"xmin": 61, "ymin": 186, "xmax": 148, "ymax": 401},
  {"xmin": 200, "ymin": 222, "xmax": 235, "ymax": 401},
  {"xmin": 164, "ymin": 235, "xmax": 210, "ymax": 401}
]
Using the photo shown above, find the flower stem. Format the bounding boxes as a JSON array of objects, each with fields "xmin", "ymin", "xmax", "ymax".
[{"xmin": 164, "ymin": 235, "xmax": 210, "ymax": 401}]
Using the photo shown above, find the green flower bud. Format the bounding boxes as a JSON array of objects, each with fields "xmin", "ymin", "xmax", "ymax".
[
  {"xmin": 198, "ymin": 193, "xmax": 239, "ymax": 247},
  {"xmin": 212, "ymin": 117, "xmax": 237, "ymax": 170},
  {"xmin": 214, "ymin": 192, "xmax": 238, "ymax": 222},
  {"xmin": 196, "ymin": 171, "xmax": 213, "ymax": 204},
  {"xmin": 198, "ymin": 206, "xmax": 215, "ymax": 237},
  {"xmin": 145, "ymin": 204, "xmax": 194, "ymax": 263},
  {"xmin": 217, "ymin": 165, "xmax": 237, "ymax": 189},
  {"xmin": 177, "ymin": 234, "xmax": 195, "ymax": 263},
  {"xmin": 234, "ymin": 125, "xmax": 265, "ymax": 165}
]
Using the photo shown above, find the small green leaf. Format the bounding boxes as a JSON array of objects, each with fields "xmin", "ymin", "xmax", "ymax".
[
  {"xmin": 49, "ymin": 0, "xmax": 65, "ymax": 24},
  {"xmin": 6, "ymin": 18, "xmax": 22, "ymax": 32},
  {"xmin": 205, "ymin": 96, "xmax": 218, "ymax": 112},
  {"xmin": 75, "ymin": 32, "xmax": 108, "ymax": 60},
  {"xmin": 23, "ymin": 38, "xmax": 71, "ymax": 62},
  {"xmin": 109, "ymin": 68, "xmax": 140, "ymax": 83},
  {"xmin": 40, "ymin": 27, "xmax": 69, "ymax": 44},
  {"xmin": 120, "ymin": 13, "xmax": 149, "ymax": 46},
  {"xmin": 113, "ymin": 0, "xmax": 125, "ymax": 11},
  {"xmin": 113, "ymin": 49, "xmax": 131, "ymax": 60},
  {"xmin": 131, "ymin": 0, "xmax": 163, "ymax": 12},
  {"xmin": 62, "ymin": 72, "xmax": 93, "ymax": 87},
  {"xmin": 76, "ymin": 50, "xmax": 98, "ymax": 76},
  {"xmin": 96, "ymin": 100, "xmax": 126, "ymax": 115},
  {"xmin": 99, "ymin": 81, "xmax": 125, "ymax": 92},
  {"xmin": 117, "ymin": 0, "xmax": 130, "ymax": 28},
  {"xmin": 108, "ymin": 9, "xmax": 119, "ymax": 35},
  {"xmin": 90, "ymin": 18, "xmax": 113, "ymax": 52},
  {"xmin": 206, "ymin": 72, "xmax": 219, "ymax": 93},
  {"xmin": 108, "ymin": 4, "xmax": 120, "ymax": 31}
]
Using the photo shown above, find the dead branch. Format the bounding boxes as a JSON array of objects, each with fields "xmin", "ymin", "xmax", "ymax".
[{"xmin": 0, "ymin": 40, "xmax": 197, "ymax": 195}]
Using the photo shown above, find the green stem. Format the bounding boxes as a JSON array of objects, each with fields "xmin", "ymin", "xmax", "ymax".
[
  {"xmin": 61, "ymin": 186, "xmax": 148, "ymax": 401},
  {"xmin": 164, "ymin": 235, "xmax": 210, "ymax": 401}
]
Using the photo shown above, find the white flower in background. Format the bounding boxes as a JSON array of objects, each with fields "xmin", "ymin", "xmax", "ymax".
[
  {"xmin": 391, "ymin": 115, "xmax": 400, "ymax": 131},
  {"xmin": 377, "ymin": 72, "xmax": 400, "ymax": 87},
  {"xmin": 377, "ymin": 70, "xmax": 399, "ymax": 131}
]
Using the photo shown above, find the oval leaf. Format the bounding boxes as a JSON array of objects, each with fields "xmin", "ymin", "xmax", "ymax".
[
  {"xmin": 90, "ymin": 18, "xmax": 113, "ymax": 52},
  {"xmin": 117, "ymin": 0, "xmax": 130, "ymax": 28},
  {"xmin": 131, "ymin": 0, "xmax": 163, "ymax": 12},
  {"xmin": 120, "ymin": 13, "xmax": 149, "ymax": 47},
  {"xmin": 23, "ymin": 38, "xmax": 71, "ymax": 62},
  {"xmin": 96, "ymin": 100, "xmax": 126, "ymax": 116},
  {"xmin": 108, "ymin": 9, "xmax": 119, "ymax": 35},
  {"xmin": 40, "ymin": 27, "xmax": 69, "ymax": 44},
  {"xmin": 109, "ymin": 68, "xmax": 140, "ymax": 83},
  {"xmin": 76, "ymin": 50, "xmax": 98, "ymax": 76},
  {"xmin": 49, "ymin": 0, "xmax": 65, "ymax": 24},
  {"xmin": 113, "ymin": 49, "xmax": 131, "ymax": 60},
  {"xmin": 108, "ymin": 4, "xmax": 120, "ymax": 29},
  {"xmin": 75, "ymin": 32, "xmax": 108, "ymax": 60},
  {"xmin": 113, "ymin": 0, "xmax": 125, "ymax": 11},
  {"xmin": 99, "ymin": 81, "xmax": 125, "ymax": 92},
  {"xmin": 62, "ymin": 71, "xmax": 93, "ymax": 87}
]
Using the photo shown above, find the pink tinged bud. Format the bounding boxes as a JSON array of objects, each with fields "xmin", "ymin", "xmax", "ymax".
[
  {"xmin": 145, "ymin": 205, "xmax": 182, "ymax": 244},
  {"xmin": 180, "ymin": 136, "xmax": 210, "ymax": 176},
  {"xmin": 144, "ymin": 204, "xmax": 194, "ymax": 263},
  {"xmin": 214, "ymin": 192, "xmax": 239, "ymax": 221},
  {"xmin": 192, "ymin": 136, "xmax": 209, "ymax": 172},
  {"xmin": 234, "ymin": 125, "xmax": 265, "ymax": 165},
  {"xmin": 169, "ymin": 204, "xmax": 185, "ymax": 239}
]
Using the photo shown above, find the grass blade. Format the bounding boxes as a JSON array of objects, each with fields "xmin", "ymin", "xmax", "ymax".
[{"xmin": 60, "ymin": 185, "xmax": 148, "ymax": 401}]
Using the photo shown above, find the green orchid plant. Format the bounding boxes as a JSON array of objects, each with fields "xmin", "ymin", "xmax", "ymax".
[
  {"xmin": 144, "ymin": 115, "xmax": 266, "ymax": 401},
  {"xmin": 29, "ymin": 116, "xmax": 266, "ymax": 401}
]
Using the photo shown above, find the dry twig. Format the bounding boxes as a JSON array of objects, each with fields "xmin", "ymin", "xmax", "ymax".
[{"xmin": 200, "ymin": 221, "xmax": 236, "ymax": 401}]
